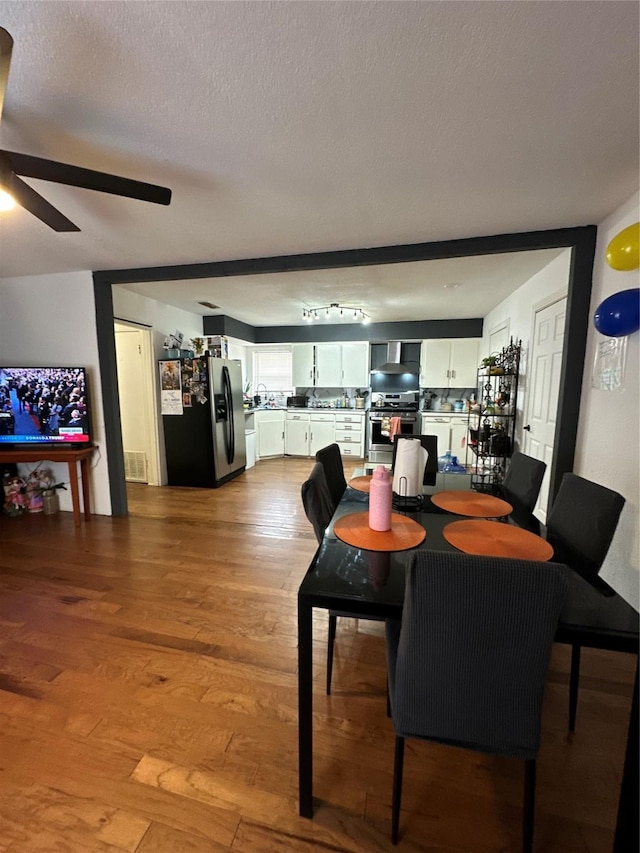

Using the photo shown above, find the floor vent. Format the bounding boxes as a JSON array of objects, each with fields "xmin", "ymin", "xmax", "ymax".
[{"xmin": 124, "ymin": 451, "xmax": 148, "ymax": 483}]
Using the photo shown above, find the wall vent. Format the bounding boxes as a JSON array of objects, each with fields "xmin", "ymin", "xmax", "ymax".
[
  {"xmin": 124, "ymin": 451, "xmax": 148, "ymax": 483},
  {"xmin": 198, "ymin": 301, "xmax": 220, "ymax": 309}
]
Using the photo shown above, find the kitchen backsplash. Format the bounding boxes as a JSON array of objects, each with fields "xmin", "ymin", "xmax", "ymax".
[{"xmin": 421, "ymin": 388, "xmax": 477, "ymax": 412}]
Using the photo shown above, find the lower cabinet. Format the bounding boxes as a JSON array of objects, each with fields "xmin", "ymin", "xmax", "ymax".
[
  {"xmin": 284, "ymin": 410, "xmax": 366, "ymax": 458},
  {"xmin": 335, "ymin": 412, "xmax": 365, "ymax": 457},
  {"xmin": 421, "ymin": 415, "xmax": 468, "ymax": 462},
  {"xmin": 256, "ymin": 410, "xmax": 285, "ymax": 459},
  {"xmin": 309, "ymin": 414, "xmax": 336, "ymax": 456}
]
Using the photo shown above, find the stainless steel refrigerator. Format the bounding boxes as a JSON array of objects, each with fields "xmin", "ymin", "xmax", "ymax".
[{"xmin": 160, "ymin": 356, "xmax": 246, "ymax": 487}]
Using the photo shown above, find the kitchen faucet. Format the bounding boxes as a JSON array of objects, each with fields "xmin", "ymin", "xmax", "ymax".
[{"xmin": 256, "ymin": 383, "xmax": 268, "ymax": 405}]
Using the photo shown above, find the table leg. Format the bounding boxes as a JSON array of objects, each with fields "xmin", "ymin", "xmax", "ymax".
[
  {"xmin": 614, "ymin": 659, "xmax": 638, "ymax": 852},
  {"xmin": 80, "ymin": 456, "xmax": 91, "ymax": 520},
  {"xmin": 67, "ymin": 460, "xmax": 81, "ymax": 527},
  {"xmin": 298, "ymin": 597, "xmax": 314, "ymax": 817}
]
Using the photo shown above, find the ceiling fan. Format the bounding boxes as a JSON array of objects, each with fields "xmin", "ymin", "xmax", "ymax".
[{"xmin": 0, "ymin": 27, "xmax": 171, "ymax": 232}]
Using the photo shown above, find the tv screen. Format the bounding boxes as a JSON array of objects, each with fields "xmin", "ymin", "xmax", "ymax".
[{"xmin": 0, "ymin": 367, "xmax": 92, "ymax": 447}]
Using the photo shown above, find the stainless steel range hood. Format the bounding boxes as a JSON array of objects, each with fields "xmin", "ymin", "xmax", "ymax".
[{"xmin": 370, "ymin": 341, "xmax": 418, "ymax": 375}]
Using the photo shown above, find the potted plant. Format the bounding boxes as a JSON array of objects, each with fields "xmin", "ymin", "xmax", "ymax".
[{"xmin": 481, "ymin": 354, "xmax": 503, "ymax": 375}]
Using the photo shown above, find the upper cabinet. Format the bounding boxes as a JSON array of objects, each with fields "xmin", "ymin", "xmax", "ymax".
[
  {"xmin": 315, "ymin": 344, "xmax": 342, "ymax": 387},
  {"xmin": 340, "ymin": 342, "xmax": 370, "ymax": 387},
  {"xmin": 292, "ymin": 343, "xmax": 315, "ymax": 387},
  {"xmin": 292, "ymin": 342, "xmax": 369, "ymax": 388},
  {"xmin": 420, "ymin": 338, "xmax": 479, "ymax": 388}
]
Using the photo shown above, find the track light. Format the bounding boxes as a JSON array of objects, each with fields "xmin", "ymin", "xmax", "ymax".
[{"xmin": 301, "ymin": 302, "xmax": 369, "ymax": 324}]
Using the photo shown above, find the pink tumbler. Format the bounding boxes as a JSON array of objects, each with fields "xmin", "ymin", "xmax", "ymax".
[{"xmin": 369, "ymin": 465, "xmax": 392, "ymax": 531}]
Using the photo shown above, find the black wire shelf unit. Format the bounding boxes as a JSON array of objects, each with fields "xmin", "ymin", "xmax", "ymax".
[{"xmin": 467, "ymin": 339, "xmax": 521, "ymax": 494}]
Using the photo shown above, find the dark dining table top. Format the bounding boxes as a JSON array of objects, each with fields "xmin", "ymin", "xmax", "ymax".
[{"xmin": 298, "ymin": 491, "xmax": 639, "ymax": 651}]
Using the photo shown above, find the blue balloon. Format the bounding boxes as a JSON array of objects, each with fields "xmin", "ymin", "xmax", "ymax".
[{"xmin": 594, "ymin": 288, "xmax": 640, "ymax": 337}]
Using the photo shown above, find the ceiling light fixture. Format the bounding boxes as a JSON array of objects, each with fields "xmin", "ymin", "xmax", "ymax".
[
  {"xmin": 0, "ymin": 189, "xmax": 16, "ymax": 212},
  {"xmin": 302, "ymin": 302, "xmax": 369, "ymax": 324}
]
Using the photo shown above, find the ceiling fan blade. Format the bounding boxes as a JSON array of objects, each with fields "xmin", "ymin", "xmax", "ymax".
[
  {"xmin": 0, "ymin": 28, "xmax": 13, "ymax": 124},
  {"xmin": 0, "ymin": 149, "xmax": 172, "ymax": 205},
  {"xmin": 0, "ymin": 160, "xmax": 80, "ymax": 231}
]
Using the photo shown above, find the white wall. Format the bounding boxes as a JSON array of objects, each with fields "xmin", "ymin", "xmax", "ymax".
[
  {"xmin": 575, "ymin": 192, "xmax": 639, "ymax": 606},
  {"xmin": 0, "ymin": 271, "xmax": 112, "ymax": 515},
  {"xmin": 481, "ymin": 249, "xmax": 571, "ymax": 450},
  {"xmin": 112, "ymin": 287, "xmax": 204, "ymax": 360}
]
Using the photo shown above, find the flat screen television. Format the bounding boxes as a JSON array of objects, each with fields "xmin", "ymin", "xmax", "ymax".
[{"xmin": 0, "ymin": 367, "xmax": 92, "ymax": 447}]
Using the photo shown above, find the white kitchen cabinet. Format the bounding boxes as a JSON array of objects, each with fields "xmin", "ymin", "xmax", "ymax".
[
  {"xmin": 340, "ymin": 342, "xmax": 369, "ymax": 388},
  {"xmin": 255, "ymin": 410, "xmax": 285, "ymax": 458},
  {"xmin": 335, "ymin": 411, "xmax": 365, "ymax": 457},
  {"xmin": 420, "ymin": 338, "xmax": 479, "ymax": 388},
  {"xmin": 292, "ymin": 344, "xmax": 315, "ymax": 387},
  {"xmin": 292, "ymin": 342, "xmax": 369, "ymax": 389},
  {"xmin": 285, "ymin": 412, "xmax": 310, "ymax": 456},
  {"xmin": 309, "ymin": 414, "xmax": 336, "ymax": 456},
  {"xmin": 315, "ymin": 344, "xmax": 342, "ymax": 387},
  {"xmin": 421, "ymin": 414, "xmax": 468, "ymax": 462},
  {"xmin": 450, "ymin": 420, "xmax": 468, "ymax": 459}
]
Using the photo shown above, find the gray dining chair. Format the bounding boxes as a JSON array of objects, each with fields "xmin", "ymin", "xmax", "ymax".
[
  {"xmin": 301, "ymin": 456, "xmax": 383, "ymax": 695},
  {"xmin": 545, "ymin": 472, "xmax": 626, "ymax": 731},
  {"xmin": 501, "ymin": 451, "xmax": 547, "ymax": 532},
  {"xmin": 301, "ymin": 461, "xmax": 334, "ymax": 545},
  {"xmin": 386, "ymin": 550, "xmax": 568, "ymax": 849},
  {"xmin": 315, "ymin": 443, "xmax": 347, "ymax": 509}
]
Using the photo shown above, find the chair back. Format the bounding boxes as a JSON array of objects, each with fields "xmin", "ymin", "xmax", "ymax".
[
  {"xmin": 315, "ymin": 443, "xmax": 347, "ymax": 510},
  {"xmin": 546, "ymin": 473, "xmax": 625, "ymax": 578},
  {"xmin": 502, "ymin": 452, "xmax": 547, "ymax": 528},
  {"xmin": 391, "ymin": 435, "xmax": 438, "ymax": 486},
  {"xmin": 387, "ymin": 550, "xmax": 568, "ymax": 759},
  {"xmin": 301, "ymin": 462, "xmax": 334, "ymax": 544}
]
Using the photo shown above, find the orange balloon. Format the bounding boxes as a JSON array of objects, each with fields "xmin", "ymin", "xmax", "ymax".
[{"xmin": 606, "ymin": 222, "xmax": 640, "ymax": 271}]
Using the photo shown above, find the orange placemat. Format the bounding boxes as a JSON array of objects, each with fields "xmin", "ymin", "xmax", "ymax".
[
  {"xmin": 333, "ymin": 511, "xmax": 426, "ymax": 552},
  {"xmin": 431, "ymin": 490, "xmax": 513, "ymax": 518},
  {"xmin": 349, "ymin": 475, "xmax": 372, "ymax": 493},
  {"xmin": 443, "ymin": 520, "xmax": 554, "ymax": 561}
]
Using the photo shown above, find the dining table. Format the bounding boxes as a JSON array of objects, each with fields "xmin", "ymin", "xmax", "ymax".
[{"xmin": 297, "ymin": 488, "xmax": 639, "ymax": 851}]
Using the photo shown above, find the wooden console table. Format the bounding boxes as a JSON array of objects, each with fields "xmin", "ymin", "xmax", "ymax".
[{"xmin": 0, "ymin": 445, "xmax": 96, "ymax": 526}]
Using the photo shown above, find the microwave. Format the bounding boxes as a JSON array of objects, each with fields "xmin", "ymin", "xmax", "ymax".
[{"xmin": 287, "ymin": 395, "xmax": 309, "ymax": 408}]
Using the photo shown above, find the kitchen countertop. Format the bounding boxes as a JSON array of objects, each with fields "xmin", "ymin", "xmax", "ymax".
[
  {"xmin": 421, "ymin": 410, "xmax": 470, "ymax": 416},
  {"xmin": 244, "ymin": 406, "xmax": 367, "ymax": 414},
  {"xmin": 285, "ymin": 407, "xmax": 366, "ymax": 413}
]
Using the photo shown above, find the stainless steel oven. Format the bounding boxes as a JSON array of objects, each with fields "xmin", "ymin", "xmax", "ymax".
[{"xmin": 367, "ymin": 393, "xmax": 419, "ymax": 464}]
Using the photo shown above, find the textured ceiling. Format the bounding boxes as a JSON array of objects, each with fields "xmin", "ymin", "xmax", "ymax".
[{"xmin": 0, "ymin": 1, "xmax": 638, "ymax": 325}]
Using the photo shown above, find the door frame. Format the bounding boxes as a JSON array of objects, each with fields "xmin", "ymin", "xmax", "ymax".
[
  {"xmin": 488, "ymin": 319, "xmax": 511, "ymax": 357},
  {"xmin": 94, "ymin": 226, "xmax": 597, "ymax": 516}
]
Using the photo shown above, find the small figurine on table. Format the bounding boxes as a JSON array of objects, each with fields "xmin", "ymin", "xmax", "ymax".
[{"xmin": 3, "ymin": 476, "xmax": 26, "ymax": 516}]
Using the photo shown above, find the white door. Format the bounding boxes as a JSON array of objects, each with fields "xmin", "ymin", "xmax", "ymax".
[
  {"xmin": 115, "ymin": 323, "xmax": 160, "ymax": 485},
  {"xmin": 488, "ymin": 321, "xmax": 510, "ymax": 360},
  {"xmin": 523, "ymin": 297, "xmax": 567, "ymax": 523}
]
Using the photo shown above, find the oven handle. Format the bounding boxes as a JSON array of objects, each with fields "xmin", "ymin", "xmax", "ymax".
[{"xmin": 369, "ymin": 415, "xmax": 418, "ymax": 422}]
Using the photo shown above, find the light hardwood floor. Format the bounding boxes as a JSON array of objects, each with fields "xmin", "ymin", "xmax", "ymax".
[{"xmin": 0, "ymin": 457, "xmax": 635, "ymax": 852}]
